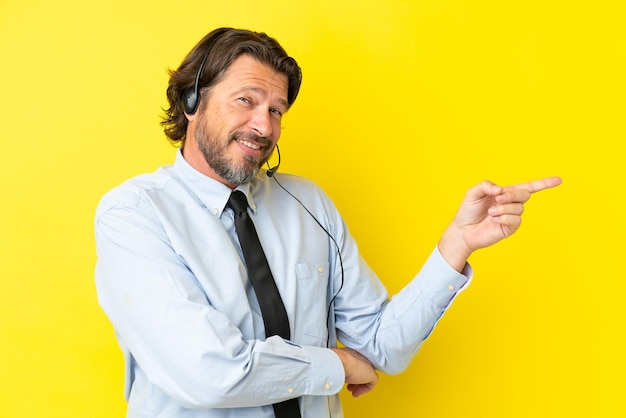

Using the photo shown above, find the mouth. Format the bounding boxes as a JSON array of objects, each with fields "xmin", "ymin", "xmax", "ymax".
[
  {"xmin": 231, "ymin": 132, "xmax": 272, "ymax": 160},
  {"xmin": 237, "ymin": 139, "xmax": 262, "ymax": 151}
]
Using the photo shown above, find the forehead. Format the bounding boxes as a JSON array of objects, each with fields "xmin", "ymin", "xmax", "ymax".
[{"xmin": 217, "ymin": 55, "xmax": 288, "ymax": 102}]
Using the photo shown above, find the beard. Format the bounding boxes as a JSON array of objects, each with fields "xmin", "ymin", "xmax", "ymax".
[{"xmin": 195, "ymin": 116, "xmax": 274, "ymax": 186}]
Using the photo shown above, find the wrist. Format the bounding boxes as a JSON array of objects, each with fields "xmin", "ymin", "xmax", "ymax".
[
  {"xmin": 330, "ymin": 348, "xmax": 348, "ymax": 367},
  {"xmin": 438, "ymin": 224, "xmax": 473, "ymax": 273}
]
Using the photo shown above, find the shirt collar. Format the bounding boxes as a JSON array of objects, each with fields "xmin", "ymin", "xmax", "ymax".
[{"xmin": 171, "ymin": 149, "xmax": 257, "ymax": 217}]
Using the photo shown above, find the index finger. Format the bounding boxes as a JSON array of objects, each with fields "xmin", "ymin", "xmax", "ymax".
[{"xmin": 503, "ymin": 176, "xmax": 562, "ymax": 194}]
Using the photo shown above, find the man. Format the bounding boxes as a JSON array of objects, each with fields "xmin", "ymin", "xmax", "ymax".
[{"xmin": 95, "ymin": 28, "xmax": 561, "ymax": 417}]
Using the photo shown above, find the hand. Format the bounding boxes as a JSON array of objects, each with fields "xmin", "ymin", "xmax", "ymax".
[
  {"xmin": 439, "ymin": 176, "xmax": 562, "ymax": 271},
  {"xmin": 330, "ymin": 347, "xmax": 379, "ymax": 397}
]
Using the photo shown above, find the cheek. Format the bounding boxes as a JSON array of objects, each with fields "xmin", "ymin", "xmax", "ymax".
[
  {"xmin": 227, "ymin": 113, "xmax": 255, "ymax": 135},
  {"xmin": 271, "ymin": 120, "xmax": 283, "ymax": 140}
]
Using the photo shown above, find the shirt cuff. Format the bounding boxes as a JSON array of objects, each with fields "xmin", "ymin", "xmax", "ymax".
[
  {"xmin": 392, "ymin": 246, "xmax": 472, "ymax": 324},
  {"xmin": 300, "ymin": 345, "xmax": 345, "ymax": 396},
  {"xmin": 417, "ymin": 246, "xmax": 472, "ymax": 303}
]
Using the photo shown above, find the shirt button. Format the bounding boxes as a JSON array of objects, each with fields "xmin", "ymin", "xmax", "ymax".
[
  {"xmin": 212, "ymin": 208, "xmax": 219, "ymax": 216},
  {"xmin": 317, "ymin": 266, "xmax": 324, "ymax": 273},
  {"xmin": 448, "ymin": 284, "xmax": 455, "ymax": 291},
  {"xmin": 287, "ymin": 387, "xmax": 294, "ymax": 394},
  {"xmin": 324, "ymin": 383, "xmax": 331, "ymax": 390}
]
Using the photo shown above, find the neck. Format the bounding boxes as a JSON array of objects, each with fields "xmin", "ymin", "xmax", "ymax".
[{"xmin": 181, "ymin": 140, "xmax": 240, "ymax": 189}]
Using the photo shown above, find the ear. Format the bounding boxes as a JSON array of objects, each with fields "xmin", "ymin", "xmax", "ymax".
[{"xmin": 184, "ymin": 111, "xmax": 197, "ymax": 122}]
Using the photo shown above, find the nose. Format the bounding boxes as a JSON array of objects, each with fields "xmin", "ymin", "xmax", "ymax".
[{"xmin": 249, "ymin": 107, "xmax": 273, "ymax": 138}]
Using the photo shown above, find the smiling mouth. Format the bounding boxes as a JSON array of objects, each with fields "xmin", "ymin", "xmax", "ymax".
[{"xmin": 237, "ymin": 139, "xmax": 261, "ymax": 150}]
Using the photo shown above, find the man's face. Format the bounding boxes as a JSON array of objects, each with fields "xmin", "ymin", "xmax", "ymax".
[{"xmin": 185, "ymin": 55, "xmax": 289, "ymax": 187}]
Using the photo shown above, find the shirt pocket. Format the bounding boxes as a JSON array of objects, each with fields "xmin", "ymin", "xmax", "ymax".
[{"xmin": 295, "ymin": 261, "xmax": 330, "ymax": 344}]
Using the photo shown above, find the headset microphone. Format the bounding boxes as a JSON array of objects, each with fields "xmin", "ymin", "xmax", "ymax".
[{"xmin": 266, "ymin": 144, "xmax": 281, "ymax": 177}]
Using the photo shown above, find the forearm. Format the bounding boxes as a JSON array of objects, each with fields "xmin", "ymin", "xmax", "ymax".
[
  {"xmin": 337, "ymin": 247, "xmax": 471, "ymax": 375},
  {"xmin": 100, "ymin": 266, "xmax": 344, "ymax": 408}
]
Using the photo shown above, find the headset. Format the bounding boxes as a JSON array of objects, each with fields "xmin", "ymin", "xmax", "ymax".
[{"xmin": 182, "ymin": 28, "xmax": 231, "ymax": 115}]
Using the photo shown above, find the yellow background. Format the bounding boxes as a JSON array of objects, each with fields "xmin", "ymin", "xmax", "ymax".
[{"xmin": 1, "ymin": 0, "xmax": 624, "ymax": 417}]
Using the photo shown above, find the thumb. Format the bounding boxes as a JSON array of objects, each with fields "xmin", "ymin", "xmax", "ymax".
[{"xmin": 465, "ymin": 180, "xmax": 502, "ymax": 202}]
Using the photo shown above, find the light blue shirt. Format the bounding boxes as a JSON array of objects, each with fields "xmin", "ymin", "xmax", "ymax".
[{"xmin": 95, "ymin": 150, "xmax": 471, "ymax": 417}]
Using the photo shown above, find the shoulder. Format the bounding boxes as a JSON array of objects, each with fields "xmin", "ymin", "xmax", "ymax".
[
  {"xmin": 96, "ymin": 167, "xmax": 175, "ymax": 218},
  {"xmin": 258, "ymin": 171, "xmax": 330, "ymax": 203},
  {"xmin": 268, "ymin": 171, "xmax": 324, "ymax": 193},
  {"xmin": 255, "ymin": 171, "xmax": 341, "ymax": 220}
]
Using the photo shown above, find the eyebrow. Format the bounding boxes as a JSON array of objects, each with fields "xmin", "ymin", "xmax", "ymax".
[{"xmin": 234, "ymin": 86, "xmax": 288, "ymax": 109}]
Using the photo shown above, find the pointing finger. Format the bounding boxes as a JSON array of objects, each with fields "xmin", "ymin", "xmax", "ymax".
[{"xmin": 503, "ymin": 176, "xmax": 562, "ymax": 194}]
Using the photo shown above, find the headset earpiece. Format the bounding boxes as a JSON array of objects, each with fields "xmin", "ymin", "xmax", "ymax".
[
  {"xmin": 182, "ymin": 89, "xmax": 199, "ymax": 115},
  {"xmin": 181, "ymin": 28, "xmax": 230, "ymax": 115},
  {"xmin": 182, "ymin": 49, "xmax": 210, "ymax": 115}
]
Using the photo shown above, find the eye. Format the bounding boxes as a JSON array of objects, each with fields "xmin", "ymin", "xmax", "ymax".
[
  {"xmin": 269, "ymin": 108, "xmax": 283, "ymax": 118},
  {"xmin": 238, "ymin": 97, "xmax": 251, "ymax": 105}
]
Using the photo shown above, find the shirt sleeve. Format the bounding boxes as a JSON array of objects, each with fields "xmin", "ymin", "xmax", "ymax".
[
  {"xmin": 94, "ymin": 192, "xmax": 344, "ymax": 409},
  {"xmin": 328, "ymin": 208, "xmax": 472, "ymax": 375}
]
